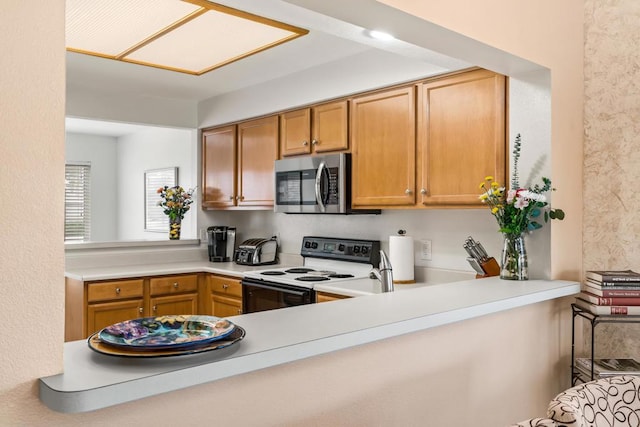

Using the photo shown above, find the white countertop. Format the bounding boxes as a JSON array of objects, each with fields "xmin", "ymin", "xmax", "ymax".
[
  {"xmin": 64, "ymin": 261, "xmax": 284, "ymax": 282},
  {"xmin": 41, "ymin": 275, "xmax": 579, "ymax": 413}
]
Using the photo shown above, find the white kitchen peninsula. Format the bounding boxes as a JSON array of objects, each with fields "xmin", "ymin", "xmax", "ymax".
[{"xmin": 41, "ymin": 276, "xmax": 579, "ymax": 413}]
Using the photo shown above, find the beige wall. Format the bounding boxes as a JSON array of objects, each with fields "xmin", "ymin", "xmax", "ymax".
[
  {"xmin": 583, "ymin": 1, "xmax": 640, "ymax": 357},
  {"xmin": 1, "ymin": 0, "xmax": 588, "ymax": 425}
]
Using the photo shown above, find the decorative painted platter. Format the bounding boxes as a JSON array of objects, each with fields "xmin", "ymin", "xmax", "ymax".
[
  {"xmin": 88, "ymin": 325, "xmax": 245, "ymax": 358},
  {"xmin": 97, "ymin": 315, "xmax": 236, "ymax": 351}
]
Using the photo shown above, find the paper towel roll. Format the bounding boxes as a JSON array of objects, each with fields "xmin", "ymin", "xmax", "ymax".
[{"xmin": 389, "ymin": 234, "xmax": 415, "ymax": 283}]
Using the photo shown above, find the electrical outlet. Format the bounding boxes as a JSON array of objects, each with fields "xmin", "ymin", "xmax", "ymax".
[{"xmin": 420, "ymin": 239, "xmax": 432, "ymax": 261}]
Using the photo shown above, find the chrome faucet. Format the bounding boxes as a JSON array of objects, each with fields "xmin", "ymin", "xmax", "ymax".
[{"xmin": 370, "ymin": 250, "xmax": 394, "ymax": 292}]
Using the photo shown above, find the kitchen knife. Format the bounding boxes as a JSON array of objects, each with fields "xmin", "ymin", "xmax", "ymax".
[
  {"xmin": 466, "ymin": 257, "xmax": 486, "ymax": 275},
  {"xmin": 466, "ymin": 237, "xmax": 487, "ymax": 262},
  {"xmin": 465, "ymin": 240, "xmax": 484, "ymax": 262},
  {"xmin": 475, "ymin": 240, "xmax": 489, "ymax": 261}
]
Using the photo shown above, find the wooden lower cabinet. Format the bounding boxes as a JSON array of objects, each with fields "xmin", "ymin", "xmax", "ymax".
[
  {"xmin": 208, "ymin": 274, "xmax": 243, "ymax": 317},
  {"xmin": 150, "ymin": 293, "xmax": 198, "ymax": 317},
  {"xmin": 87, "ymin": 298, "xmax": 144, "ymax": 338},
  {"xmin": 316, "ymin": 291, "xmax": 351, "ymax": 303},
  {"xmin": 65, "ymin": 274, "xmax": 202, "ymax": 341}
]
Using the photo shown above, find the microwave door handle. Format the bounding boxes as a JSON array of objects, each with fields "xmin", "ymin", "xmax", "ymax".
[{"xmin": 315, "ymin": 161, "xmax": 327, "ymax": 212}]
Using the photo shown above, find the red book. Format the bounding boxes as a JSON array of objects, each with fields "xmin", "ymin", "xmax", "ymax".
[
  {"xmin": 580, "ymin": 291, "xmax": 640, "ymax": 306},
  {"xmin": 583, "ymin": 283, "xmax": 640, "ymax": 297}
]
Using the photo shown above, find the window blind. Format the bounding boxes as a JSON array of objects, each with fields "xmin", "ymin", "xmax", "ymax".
[
  {"xmin": 65, "ymin": 162, "xmax": 91, "ymax": 242},
  {"xmin": 145, "ymin": 167, "xmax": 177, "ymax": 232}
]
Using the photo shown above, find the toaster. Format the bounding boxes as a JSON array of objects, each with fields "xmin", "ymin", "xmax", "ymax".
[{"xmin": 234, "ymin": 237, "xmax": 278, "ymax": 266}]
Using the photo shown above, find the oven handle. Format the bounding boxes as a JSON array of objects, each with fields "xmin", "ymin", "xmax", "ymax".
[
  {"xmin": 242, "ymin": 281, "xmax": 309, "ymax": 297},
  {"xmin": 314, "ymin": 160, "xmax": 327, "ymax": 212}
]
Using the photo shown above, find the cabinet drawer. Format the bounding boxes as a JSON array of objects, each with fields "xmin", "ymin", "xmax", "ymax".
[
  {"xmin": 209, "ymin": 275, "xmax": 242, "ymax": 298},
  {"xmin": 87, "ymin": 279, "xmax": 144, "ymax": 303},
  {"xmin": 150, "ymin": 274, "xmax": 198, "ymax": 296}
]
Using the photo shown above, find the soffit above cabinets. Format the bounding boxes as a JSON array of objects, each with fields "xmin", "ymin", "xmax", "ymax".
[{"xmin": 65, "ymin": 0, "xmax": 308, "ymax": 75}]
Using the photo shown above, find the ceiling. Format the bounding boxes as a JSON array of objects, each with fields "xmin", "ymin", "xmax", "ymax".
[{"xmin": 66, "ymin": 0, "xmax": 472, "ymax": 135}]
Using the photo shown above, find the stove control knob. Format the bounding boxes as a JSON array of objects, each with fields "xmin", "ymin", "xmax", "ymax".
[
  {"xmin": 353, "ymin": 245, "xmax": 360, "ymax": 254},
  {"xmin": 338, "ymin": 244, "xmax": 345, "ymax": 252},
  {"xmin": 311, "ymin": 242, "xmax": 318, "ymax": 249},
  {"xmin": 361, "ymin": 246, "xmax": 369, "ymax": 255},
  {"xmin": 304, "ymin": 241, "xmax": 311, "ymax": 248}
]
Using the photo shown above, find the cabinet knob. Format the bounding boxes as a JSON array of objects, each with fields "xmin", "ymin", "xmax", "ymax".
[
  {"xmin": 173, "ymin": 282, "xmax": 179, "ymax": 288},
  {"xmin": 222, "ymin": 284, "xmax": 229, "ymax": 289},
  {"xmin": 420, "ymin": 188, "xmax": 427, "ymax": 195},
  {"xmin": 229, "ymin": 196, "xmax": 234, "ymax": 200},
  {"xmin": 311, "ymin": 139, "xmax": 318, "ymax": 145},
  {"xmin": 115, "ymin": 287, "xmax": 121, "ymax": 294},
  {"xmin": 237, "ymin": 309, "xmax": 242, "ymax": 314},
  {"xmin": 405, "ymin": 189, "xmax": 412, "ymax": 195},
  {"xmin": 139, "ymin": 307, "xmax": 143, "ymax": 313},
  {"xmin": 302, "ymin": 140, "xmax": 309, "ymax": 146},
  {"xmin": 152, "ymin": 305, "xmax": 157, "ymax": 312}
]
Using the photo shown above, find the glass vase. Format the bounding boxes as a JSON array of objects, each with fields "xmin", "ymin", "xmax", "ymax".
[
  {"xmin": 169, "ymin": 216, "xmax": 182, "ymax": 240},
  {"xmin": 500, "ymin": 233, "xmax": 528, "ymax": 280}
]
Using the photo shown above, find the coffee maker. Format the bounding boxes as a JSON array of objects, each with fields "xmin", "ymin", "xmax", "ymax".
[{"xmin": 207, "ymin": 226, "xmax": 236, "ymax": 262}]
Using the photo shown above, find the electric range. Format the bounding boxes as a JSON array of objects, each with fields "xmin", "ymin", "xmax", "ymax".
[{"xmin": 241, "ymin": 236, "xmax": 381, "ymax": 313}]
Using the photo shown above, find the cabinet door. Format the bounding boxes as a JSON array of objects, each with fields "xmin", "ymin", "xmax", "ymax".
[
  {"xmin": 237, "ymin": 116, "xmax": 278, "ymax": 207},
  {"xmin": 312, "ymin": 100, "xmax": 348, "ymax": 153},
  {"xmin": 211, "ymin": 294, "xmax": 242, "ymax": 317},
  {"xmin": 351, "ymin": 86, "xmax": 416, "ymax": 207},
  {"xmin": 87, "ymin": 299, "xmax": 144, "ymax": 337},
  {"xmin": 280, "ymin": 108, "xmax": 311, "ymax": 156},
  {"xmin": 150, "ymin": 293, "xmax": 198, "ymax": 317},
  {"xmin": 202, "ymin": 125, "xmax": 237, "ymax": 208},
  {"xmin": 418, "ymin": 69, "xmax": 506, "ymax": 206}
]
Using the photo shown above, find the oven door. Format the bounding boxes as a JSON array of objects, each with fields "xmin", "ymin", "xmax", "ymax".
[{"xmin": 241, "ymin": 278, "xmax": 315, "ymax": 314}]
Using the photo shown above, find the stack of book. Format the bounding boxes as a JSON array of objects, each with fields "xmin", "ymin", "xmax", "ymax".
[
  {"xmin": 576, "ymin": 270, "xmax": 640, "ymax": 315},
  {"xmin": 575, "ymin": 357, "xmax": 640, "ymax": 379}
]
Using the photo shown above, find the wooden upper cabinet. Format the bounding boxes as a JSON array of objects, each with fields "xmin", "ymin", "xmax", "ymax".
[
  {"xmin": 280, "ymin": 108, "xmax": 311, "ymax": 156},
  {"xmin": 280, "ymin": 100, "xmax": 348, "ymax": 157},
  {"xmin": 237, "ymin": 115, "xmax": 278, "ymax": 207},
  {"xmin": 350, "ymin": 86, "xmax": 416, "ymax": 208},
  {"xmin": 202, "ymin": 125, "xmax": 236, "ymax": 209},
  {"xmin": 418, "ymin": 69, "xmax": 506, "ymax": 206}
]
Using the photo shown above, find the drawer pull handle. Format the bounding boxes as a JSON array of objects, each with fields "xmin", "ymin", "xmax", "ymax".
[
  {"xmin": 173, "ymin": 282, "xmax": 179, "ymax": 288},
  {"xmin": 115, "ymin": 287, "xmax": 121, "ymax": 294},
  {"xmin": 222, "ymin": 284, "xmax": 229, "ymax": 289}
]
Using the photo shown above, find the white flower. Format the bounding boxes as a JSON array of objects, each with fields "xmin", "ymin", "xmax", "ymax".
[
  {"xmin": 514, "ymin": 196, "xmax": 530, "ymax": 209},
  {"xmin": 519, "ymin": 190, "xmax": 546, "ymax": 203},
  {"xmin": 506, "ymin": 189, "xmax": 517, "ymax": 203}
]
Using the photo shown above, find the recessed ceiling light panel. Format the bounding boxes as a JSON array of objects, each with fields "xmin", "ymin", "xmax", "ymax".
[{"xmin": 65, "ymin": 0, "xmax": 308, "ymax": 75}]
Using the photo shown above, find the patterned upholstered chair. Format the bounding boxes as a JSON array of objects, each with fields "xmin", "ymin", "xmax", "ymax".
[
  {"xmin": 510, "ymin": 375, "xmax": 640, "ymax": 427},
  {"xmin": 547, "ymin": 375, "xmax": 640, "ymax": 426}
]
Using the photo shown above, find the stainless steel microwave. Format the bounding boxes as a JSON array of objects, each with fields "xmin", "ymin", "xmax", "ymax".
[{"xmin": 274, "ymin": 153, "xmax": 380, "ymax": 215}]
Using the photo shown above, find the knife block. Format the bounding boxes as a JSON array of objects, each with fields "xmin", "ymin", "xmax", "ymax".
[{"xmin": 475, "ymin": 257, "xmax": 500, "ymax": 278}]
